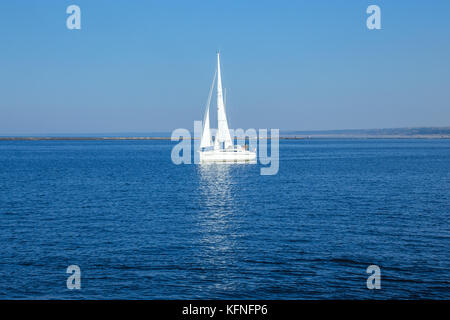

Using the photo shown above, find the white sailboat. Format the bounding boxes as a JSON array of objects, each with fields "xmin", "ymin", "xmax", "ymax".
[{"xmin": 199, "ymin": 52, "xmax": 256, "ymax": 162}]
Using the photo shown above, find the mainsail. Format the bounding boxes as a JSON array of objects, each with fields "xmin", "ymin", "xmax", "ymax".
[
  {"xmin": 200, "ymin": 70, "xmax": 216, "ymax": 149},
  {"xmin": 214, "ymin": 52, "xmax": 233, "ymax": 150}
]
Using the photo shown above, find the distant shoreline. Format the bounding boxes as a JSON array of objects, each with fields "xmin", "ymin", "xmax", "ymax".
[
  {"xmin": 1, "ymin": 135, "xmax": 450, "ymax": 141},
  {"xmin": 2, "ymin": 127, "xmax": 450, "ymax": 140}
]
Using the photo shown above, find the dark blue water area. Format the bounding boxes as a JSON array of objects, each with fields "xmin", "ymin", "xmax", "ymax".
[{"xmin": 0, "ymin": 139, "xmax": 449, "ymax": 299}]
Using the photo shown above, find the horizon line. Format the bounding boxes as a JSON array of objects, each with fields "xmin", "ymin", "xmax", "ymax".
[{"xmin": 1, "ymin": 125, "xmax": 450, "ymax": 137}]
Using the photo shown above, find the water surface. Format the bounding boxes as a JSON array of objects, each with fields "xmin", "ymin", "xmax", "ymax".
[{"xmin": 0, "ymin": 139, "xmax": 449, "ymax": 299}]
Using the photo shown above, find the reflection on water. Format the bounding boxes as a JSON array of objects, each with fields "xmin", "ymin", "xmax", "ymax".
[
  {"xmin": 196, "ymin": 163, "xmax": 235, "ymax": 246},
  {"xmin": 195, "ymin": 164, "xmax": 241, "ymax": 295},
  {"xmin": 197, "ymin": 163, "xmax": 233, "ymax": 211}
]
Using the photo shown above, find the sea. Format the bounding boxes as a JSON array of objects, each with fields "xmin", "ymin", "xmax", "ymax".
[{"xmin": 0, "ymin": 139, "xmax": 449, "ymax": 299}]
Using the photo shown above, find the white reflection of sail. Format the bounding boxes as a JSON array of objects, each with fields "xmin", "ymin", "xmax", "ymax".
[
  {"xmin": 195, "ymin": 165, "xmax": 241, "ymax": 293},
  {"xmin": 198, "ymin": 164, "xmax": 232, "ymax": 209},
  {"xmin": 196, "ymin": 164, "xmax": 235, "ymax": 251}
]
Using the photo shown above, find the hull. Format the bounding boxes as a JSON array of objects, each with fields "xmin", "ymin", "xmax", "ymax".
[{"xmin": 199, "ymin": 149, "xmax": 256, "ymax": 162}]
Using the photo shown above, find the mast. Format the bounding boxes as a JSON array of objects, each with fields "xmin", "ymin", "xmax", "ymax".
[{"xmin": 215, "ymin": 52, "xmax": 233, "ymax": 149}]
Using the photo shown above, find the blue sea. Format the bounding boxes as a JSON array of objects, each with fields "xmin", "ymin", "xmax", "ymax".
[{"xmin": 0, "ymin": 139, "xmax": 449, "ymax": 299}]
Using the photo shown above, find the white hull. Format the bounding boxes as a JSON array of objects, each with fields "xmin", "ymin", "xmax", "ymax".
[{"xmin": 199, "ymin": 149, "xmax": 256, "ymax": 162}]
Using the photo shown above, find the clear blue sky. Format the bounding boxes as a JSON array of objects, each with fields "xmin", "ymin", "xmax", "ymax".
[{"xmin": 0, "ymin": 0, "xmax": 449, "ymax": 134}]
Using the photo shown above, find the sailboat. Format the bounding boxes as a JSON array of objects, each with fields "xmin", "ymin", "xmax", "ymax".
[{"xmin": 199, "ymin": 52, "xmax": 257, "ymax": 162}]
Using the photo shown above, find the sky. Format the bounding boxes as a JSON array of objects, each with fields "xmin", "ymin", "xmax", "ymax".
[{"xmin": 0, "ymin": 0, "xmax": 449, "ymax": 134}]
